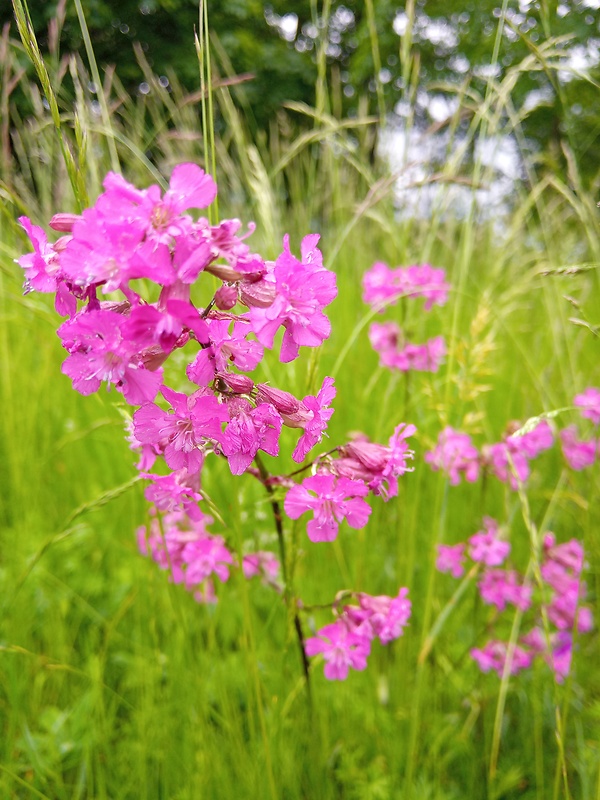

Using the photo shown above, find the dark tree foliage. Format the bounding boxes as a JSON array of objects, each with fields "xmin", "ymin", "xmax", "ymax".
[{"xmin": 3, "ymin": 0, "xmax": 600, "ymax": 177}]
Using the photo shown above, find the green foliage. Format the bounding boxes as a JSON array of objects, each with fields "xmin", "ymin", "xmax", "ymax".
[
  {"xmin": 1, "ymin": 3, "xmax": 600, "ymax": 798},
  {"xmin": 2, "ymin": 1, "xmax": 600, "ymax": 179}
]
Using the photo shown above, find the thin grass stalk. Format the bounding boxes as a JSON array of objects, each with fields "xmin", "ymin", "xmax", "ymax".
[
  {"xmin": 72, "ymin": 0, "xmax": 119, "ymax": 174},
  {"xmin": 230, "ymin": 487, "xmax": 279, "ymax": 800},
  {"xmin": 11, "ymin": 0, "xmax": 87, "ymax": 209},
  {"xmin": 364, "ymin": 0, "xmax": 385, "ymax": 125}
]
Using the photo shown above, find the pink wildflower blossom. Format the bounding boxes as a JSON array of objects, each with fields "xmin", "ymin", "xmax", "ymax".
[
  {"xmin": 142, "ymin": 469, "xmax": 203, "ymax": 520},
  {"xmin": 220, "ymin": 399, "xmax": 282, "ymax": 475},
  {"xmin": 17, "ymin": 216, "xmax": 64, "ymax": 295},
  {"xmin": 560, "ymin": 425, "xmax": 597, "ymax": 470},
  {"xmin": 482, "ymin": 441, "xmax": 530, "ymax": 489},
  {"xmin": 138, "ymin": 509, "xmax": 233, "ymax": 602},
  {"xmin": 242, "ymin": 552, "xmax": 281, "ymax": 587},
  {"xmin": 304, "ymin": 620, "xmax": 371, "ymax": 680},
  {"xmin": 249, "ymin": 234, "xmax": 337, "ymax": 362},
  {"xmin": 133, "ymin": 386, "xmax": 229, "ymax": 474},
  {"xmin": 59, "ymin": 309, "xmax": 163, "ymax": 404},
  {"xmin": 289, "ymin": 377, "xmax": 336, "ymax": 463},
  {"xmin": 468, "ymin": 517, "xmax": 510, "ymax": 566},
  {"xmin": 344, "ymin": 589, "xmax": 412, "ymax": 644},
  {"xmin": 284, "ymin": 472, "xmax": 371, "ymax": 542},
  {"xmin": 369, "ymin": 323, "xmax": 446, "ymax": 373},
  {"xmin": 508, "ymin": 419, "xmax": 554, "ymax": 458},
  {"xmin": 436, "ymin": 543, "xmax": 466, "ymax": 578},
  {"xmin": 424, "ymin": 427, "xmax": 480, "ymax": 485},
  {"xmin": 550, "ymin": 632, "xmax": 573, "ymax": 683},
  {"xmin": 335, "ymin": 423, "xmax": 416, "ymax": 499},
  {"xmin": 542, "ymin": 533, "xmax": 584, "ymax": 575},
  {"xmin": 478, "ymin": 569, "xmax": 532, "ymax": 612},
  {"xmin": 186, "ymin": 319, "xmax": 263, "ymax": 386},
  {"xmin": 362, "ymin": 261, "xmax": 449, "ymax": 310},
  {"xmin": 471, "ymin": 640, "xmax": 533, "ymax": 677},
  {"xmin": 574, "ymin": 387, "xmax": 600, "ymax": 425}
]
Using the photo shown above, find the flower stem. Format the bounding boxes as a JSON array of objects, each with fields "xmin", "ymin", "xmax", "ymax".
[{"xmin": 254, "ymin": 453, "xmax": 311, "ymax": 696}]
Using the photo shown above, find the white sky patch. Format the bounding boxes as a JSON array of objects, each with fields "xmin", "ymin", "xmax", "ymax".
[
  {"xmin": 427, "ymin": 94, "xmax": 458, "ymax": 122},
  {"xmin": 393, "ymin": 10, "xmax": 408, "ymax": 36},
  {"xmin": 522, "ymin": 86, "xmax": 554, "ymax": 112},
  {"xmin": 265, "ymin": 9, "xmax": 298, "ymax": 42}
]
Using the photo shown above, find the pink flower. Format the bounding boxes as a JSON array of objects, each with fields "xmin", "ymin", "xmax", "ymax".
[
  {"xmin": 403, "ymin": 264, "xmax": 450, "ymax": 310},
  {"xmin": 368, "ymin": 323, "xmax": 446, "ymax": 373},
  {"xmin": 560, "ymin": 425, "xmax": 597, "ymax": 470},
  {"xmin": 142, "ymin": 469, "xmax": 203, "ymax": 520},
  {"xmin": 478, "ymin": 569, "xmax": 532, "ymax": 612},
  {"xmin": 550, "ymin": 632, "xmax": 573, "ymax": 683},
  {"xmin": 182, "ymin": 535, "xmax": 234, "ymax": 590},
  {"xmin": 249, "ymin": 234, "xmax": 337, "ymax": 362},
  {"xmin": 362, "ymin": 261, "xmax": 449, "ymax": 310},
  {"xmin": 58, "ymin": 309, "xmax": 164, "ymax": 404},
  {"xmin": 424, "ymin": 427, "xmax": 480, "ymax": 485},
  {"xmin": 471, "ymin": 640, "xmax": 533, "ymax": 677},
  {"xmin": 345, "ymin": 588, "xmax": 412, "ymax": 644},
  {"xmin": 547, "ymin": 579, "xmax": 593, "ymax": 633},
  {"xmin": 393, "ymin": 337, "xmax": 446, "ymax": 373},
  {"xmin": 133, "ymin": 386, "xmax": 229, "ymax": 474},
  {"xmin": 242, "ymin": 551, "xmax": 280, "ymax": 586},
  {"xmin": 304, "ymin": 620, "xmax": 371, "ymax": 680},
  {"xmin": 187, "ymin": 319, "xmax": 263, "ymax": 386},
  {"xmin": 482, "ymin": 441, "xmax": 530, "ymax": 489},
  {"xmin": 508, "ymin": 420, "xmax": 554, "ymax": 458},
  {"xmin": 284, "ymin": 472, "xmax": 371, "ymax": 542},
  {"xmin": 436, "ymin": 543, "xmax": 466, "ymax": 578},
  {"xmin": 17, "ymin": 216, "xmax": 63, "ymax": 295},
  {"xmin": 120, "ymin": 299, "xmax": 210, "ymax": 354},
  {"xmin": 138, "ymin": 509, "xmax": 233, "ymax": 604},
  {"xmin": 220, "ymin": 399, "xmax": 282, "ymax": 475},
  {"xmin": 290, "ymin": 377, "xmax": 336, "ymax": 463},
  {"xmin": 468, "ymin": 517, "xmax": 510, "ymax": 566},
  {"xmin": 574, "ymin": 387, "xmax": 600, "ymax": 425},
  {"xmin": 335, "ymin": 423, "xmax": 416, "ymax": 499},
  {"xmin": 362, "ymin": 262, "xmax": 405, "ymax": 308},
  {"xmin": 542, "ymin": 533, "xmax": 584, "ymax": 575}
]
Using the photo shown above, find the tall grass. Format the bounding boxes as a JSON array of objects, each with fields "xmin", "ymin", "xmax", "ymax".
[{"xmin": 1, "ymin": 3, "xmax": 599, "ymax": 798}]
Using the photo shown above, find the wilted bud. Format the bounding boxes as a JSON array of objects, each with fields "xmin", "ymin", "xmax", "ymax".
[
  {"xmin": 239, "ymin": 277, "xmax": 276, "ymax": 308},
  {"xmin": 256, "ymin": 383, "xmax": 300, "ymax": 415},
  {"xmin": 139, "ymin": 345, "xmax": 170, "ymax": 372},
  {"xmin": 49, "ymin": 213, "xmax": 80, "ymax": 232},
  {"xmin": 216, "ymin": 372, "xmax": 254, "ymax": 394},
  {"xmin": 214, "ymin": 284, "xmax": 238, "ymax": 311},
  {"xmin": 205, "ymin": 262, "xmax": 243, "ymax": 282}
]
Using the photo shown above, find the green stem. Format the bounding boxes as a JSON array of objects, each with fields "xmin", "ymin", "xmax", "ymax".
[{"xmin": 254, "ymin": 453, "xmax": 311, "ymax": 696}]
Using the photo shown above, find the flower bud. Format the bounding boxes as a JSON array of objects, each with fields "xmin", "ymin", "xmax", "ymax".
[
  {"xmin": 239, "ymin": 278, "xmax": 276, "ymax": 308},
  {"xmin": 214, "ymin": 284, "xmax": 238, "ymax": 311},
  {"xmin": 49, "ymin": 213, "xmax": 80, "ymax": 232},
  {"xmin": 256, "ymin": 384, "xmax": 300, "ymax": 415},
  {"xmin": 216, "ymin": 372, "xmax": 254, "ymax": 394}
]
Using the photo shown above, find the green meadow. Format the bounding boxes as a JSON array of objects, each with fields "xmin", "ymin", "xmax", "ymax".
[{"xmin": 0, "ymin": 2, "xmax": 599, "ymax": 797}]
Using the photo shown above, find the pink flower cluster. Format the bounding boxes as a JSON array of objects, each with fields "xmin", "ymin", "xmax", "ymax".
[
  {"xmin": 363, "ymin": 261, "xmax": 449, "ymax": 375},
  {"xmin": 305, "ymin": 589, "xmax": 411, "ymax": 680},
  {"xmin": 425, "ymin": 420, "xmax": 555, "ymax": 489},
  {"xmin": 16, "ymin": 165, "xmax": 343, "ymax": 487},
  {"xmin": 437, "ymin": 521, "xmax": 593, "ymax": 682},
  {"xmin": 558, "ymin": 387, "xmax": 600, "ymax": 470},
  {"xmin": 137, "ymin": 509, "xmax": 280, "ymax": 603},
  {"xmin": 363, "ymin": 261, "xmax": 449, "ymax": 311},
  {"xmin": 283, "ymin": 424, "xmax": 417, "ymax": 542},
  {"xmin": 369, "ymin": 323, "xmax": 446, "ymax": 373},
  {"xmin": 18, "ymin": 163, "xmax": 419, "ymax": 690}
]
